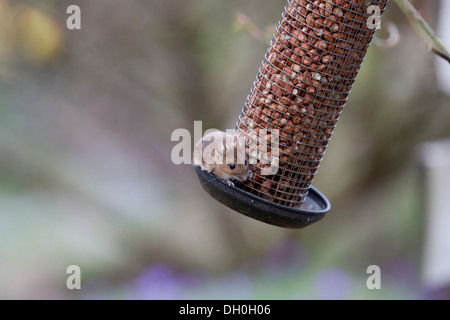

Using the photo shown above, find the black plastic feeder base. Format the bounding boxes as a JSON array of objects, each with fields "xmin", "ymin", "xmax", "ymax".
[{"xmin": 195, "ymin": 166, "xmax": 331, "ymax": 228}]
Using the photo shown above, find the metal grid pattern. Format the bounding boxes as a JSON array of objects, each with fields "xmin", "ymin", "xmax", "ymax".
[{"xmin": 236, "ymin": 0, "xmax": 389, "ymax": 207}]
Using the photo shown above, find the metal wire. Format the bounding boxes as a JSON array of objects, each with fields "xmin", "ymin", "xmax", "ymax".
[{"xmin": 236, "ymin": 0, "xmax": 389, "ymax": 207}]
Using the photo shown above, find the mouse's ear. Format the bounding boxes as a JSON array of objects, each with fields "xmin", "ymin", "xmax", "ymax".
[
  {"xmin": 236, "ymin": 135, "xmax": 246, "ymax": 147},
  {"xmin": 235, "ymin": 135, "xmax": 247, "ymax": 165},
  {"xmin": 214, "ymin": 138, "xmax": 225, "ymax": 157}
]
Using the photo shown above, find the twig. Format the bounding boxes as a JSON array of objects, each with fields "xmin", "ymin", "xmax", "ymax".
[
  {"xmin": 431, "ymin": 47, "xmax": 450, "ymax": 64},
  {"xmin": 394, "ymin": 0, "xmax": 450, "ymax": 64},
  {"xmin": 233, "ymin": 12, "xmax": 264, "ymax": 42},
  {"xmin": 233, "ymin": 12, "xmax": 274, "ymax": 44}
]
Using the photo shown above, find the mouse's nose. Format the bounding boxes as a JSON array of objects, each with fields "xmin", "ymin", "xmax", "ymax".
[{"xmin": 240, "ymin": 170, "xmax": 252, "ymax": 182}]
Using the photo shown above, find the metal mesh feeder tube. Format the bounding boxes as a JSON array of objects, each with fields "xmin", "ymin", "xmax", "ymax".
[{"xmin": 196, "ymin": 0, "xmax": 389, "ymax": 228}]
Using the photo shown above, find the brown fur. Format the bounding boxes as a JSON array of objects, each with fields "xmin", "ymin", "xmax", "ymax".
[{"xmin": 193, "ymin": 131, "xmax": 250, "ymax": 184}]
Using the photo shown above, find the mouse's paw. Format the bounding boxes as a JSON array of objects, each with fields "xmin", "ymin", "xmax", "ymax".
[{"xmin": 226, "ymin": 180, "xmax": 235, "ymax": 187}]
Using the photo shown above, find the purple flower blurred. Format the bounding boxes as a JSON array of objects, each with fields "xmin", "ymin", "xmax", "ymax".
[
  {"xmin": 133, "ymin": 263, "xmax": 182, "ymax": 300},
  {"xmin": 314, "ymin": 268, "xmax": 350, "ymax": 300}
]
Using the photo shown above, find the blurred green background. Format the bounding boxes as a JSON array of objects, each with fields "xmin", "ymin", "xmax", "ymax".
[{"xmin": 0, "ymin": 0, "xmax": 449, "ymax": 299}]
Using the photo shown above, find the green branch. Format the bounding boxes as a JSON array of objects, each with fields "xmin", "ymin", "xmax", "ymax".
[{"xmin": 394, "ymin": 0, "xmax": 450, "ymax": 64}]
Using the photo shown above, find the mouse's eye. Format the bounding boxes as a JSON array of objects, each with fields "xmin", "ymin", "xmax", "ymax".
[{"xmin": 229, "ymin": 163, "xmax": 236, "ymax": 170}]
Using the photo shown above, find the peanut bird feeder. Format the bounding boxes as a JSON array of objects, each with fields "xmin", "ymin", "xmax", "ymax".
[{"xmin": 195, "ymin": 0, "xmax": 389, "ymax": 228}]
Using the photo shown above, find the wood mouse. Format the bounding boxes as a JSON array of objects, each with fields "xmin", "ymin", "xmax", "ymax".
[{"xmin": 193, "ymin": 131, "xmax": 251, "ymax": 186}]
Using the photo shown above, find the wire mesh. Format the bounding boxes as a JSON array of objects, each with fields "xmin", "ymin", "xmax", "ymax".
[{"xmin": 236, "ymin": 0, "xmax": 389, "ymax": 207}]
